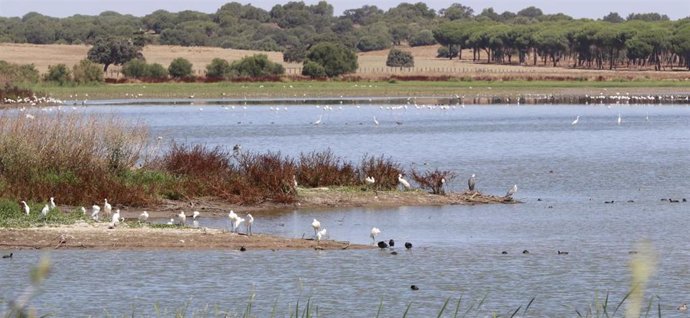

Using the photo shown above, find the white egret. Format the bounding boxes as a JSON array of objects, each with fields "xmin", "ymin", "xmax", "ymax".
[
  {"xmin": 364, "ymin": 176, "xmax": 375, "ymax": 185},
  {"xmin": 316, "ymin": 228, "xmax": 327, "ymax": 243},
  {"xmin": 111, "ymin": 209, "xmax": 121, "ymax": 225},
  {"xmin": 571, "ymin": 115, "xmax": 580, "ymax": 126},
  {"xmin": 139, "ymin": 211, "xmax": 149, "ymax": 222},
  {"xmin": 166, "ymin": 218, "xmax": 174, "ymax": 225},
  {"xmin": 49, "ymin": 197, "xmax": 56, "ymax": 210},
  {"xmin": 468, "ymin": 174, "xmax": 476, "ymax": 191},
  {"xmin": 178, "ymin": 211, "xmax": 186, "ymax": 226},
  {"xmin": 313, "ymin": 115, "xmax": 322, "ymax": 125},
  {"xmin": 617, "ymin": 113, "xmax": 622, "ymax": 125},
  {"xmin": 228, "ymin": 210, "xmax": 238, "ymax": 232},
  {"xmin": 91, "ymin": 205, "xmax": 101, "ymax": 221},
  {"xmin": 373, "ymin": 116, "xmax": 379, "ymax": 126},
  {"xmin": 41, "ymin": 204, "xmax": 49, "ymax": 218},
  {"xmin": 398, "ymin": 174, "xmax": 411, "ymax": 190},
  {"xmin": 234, "ymin": 217, "xmax": 245, "ymax": 233},
  {"xmin": 246, "ymin": 213, "xmax": 254, "ymax": 236},
  {"xmin": 311, "ymin": 219, "xmax": 321, "ymax": 237},
  {"xmin": 103, "ymin": 199, "xmax": 112, "ymax": 216},
  {"xmin": 192, "ymin": 211, "xmax": 200, "ymax": 228},
  {"xmin": 80, "ymin": 206, "xmax": 86, "ymax": 215},
  {"xmin": 370, "ymin": 227, "xmax": 381, "ymax": 244},
  {"xmin": 20, "ymin": 201, "xmax": 30, "ymax": 215},
  {"xmin": 506, "ymin": 184, "xmax": 518, "ymax": 197}
]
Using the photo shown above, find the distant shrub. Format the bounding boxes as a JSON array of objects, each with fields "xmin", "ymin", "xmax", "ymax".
[
  {"xmin": 206, "ymin": 58, "xmax": 230, "ymax": 78},
  {"xmin": 301, "ymin": 61, "xmax": 326, "ymax": 78},
  {"xmin": 168, "ymin": 57, "xmax": 193, "ymax": 78},
  {"xmin": 72, "ymin": 59, "xmax": 103, "ymax": 84},
  {"xmin": 228, "ymin": 54, "xmax": 284, "ymax": 78},
  {"xmin": 409, "ymin": 29, "xmax": 436, "ymax": 46},
  {"xmin": 43, "ymin": 64, "xmax": 71, "ymax": 85},
  {"xmin": 386, "ymin": 48, "xmax": 415, "ymax": 68},
  {"xmin": 0, "ymin": 61, "xmax": 40, "ymax": 83},
  {"xmin": 437, "ymin": 46, "xmax": 459, "ymax": 58},
  {"xmin": 121, "ymin": 59, "xmax": 149, "ymax": 78},
  {"xmin": 122, "ymin": 60, "xmax": 169, "ymax": 80},
  {"xmin": 146, "ymin": 63, "xmax": 168, "ymax": 79},
  {"xmin": 356, "ymin": 35, "xmax": 390, "ymax": 52}
]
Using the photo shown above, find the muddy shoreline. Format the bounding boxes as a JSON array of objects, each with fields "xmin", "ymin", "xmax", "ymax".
[{"xmin": 0, "ymin": 189, "xmax": 515, "ymax": 251}]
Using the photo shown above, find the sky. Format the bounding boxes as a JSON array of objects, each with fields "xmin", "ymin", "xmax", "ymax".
[{"xmin": 0, "ymin": 0, "xmax": 688, "ymax": 20}]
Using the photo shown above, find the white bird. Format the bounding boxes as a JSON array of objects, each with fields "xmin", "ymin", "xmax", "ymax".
[
  {"xmin": 313, "ymin": 115, "xmax": 322, "ymax": 125},
  {"xmin": 228, "ymin": 210, "xmax": 238, "ymax": 232},
  {"xmin": 571, "ymin": 115, "xmax": 580, "ymax": 126},
  {"xmin": 91, "ymin": 205, "xmax": 101, "ymax": 221},
  {"xmin": 166, "ymin": 218, "xmax": 174, "ymax": 225},
  {"xmin": 20, "ymin": 201, "xmax": 30, "ymax": 215},
  {"xmin": 316, "ymin": 228, "xmax": 327, "ymax": 243},
  {"xmin": 41, "ymin": 204, "xmax": 49, "ymax": 218},
  {"xmin": 111, "ymin": 209, "xmax": 121, "ymax": 225},
  {"xmin": 364, "ymin": 176, "xmax": 375, "ymax": 185},
  {"xmin": 617, "ymin": 113, "xmax": 622, "ymax": 125},
  {"xmin": 246, "ymin": 213, "xmax": 254, "ymax": 236},
  {"xmin": 398, "ymin": 174, "xmax": 411, "ymax": 190},
  {"xmin": 373, "ymin": 116, "xmax": 379, "ymax": 126},
  {"xmin": 234, "ymin": 217, "xmax": 245, "ymax": 233},
  {"xmin": 178, "ymin": 211, "xmax": 186, "ymax": 226},
  {"xmin": 103, "ymin": 199, "xmax": 112, "ymax": 216},
  {"xmin": 370, "ymin": 227, "xmax": 381, "ymax": 244},
  {"xmin": 506, "ymin": 184, "xmax": 518, "ymax": 197},
  {"xmin": 468, "ymin": 174, "xmax": 476, "ymax": 191},
  {"xmin": 49, "ymin": 197, "xmax": 56, "ymax": 210},
  {"xmin": 311, "ymin": 218, "xmax": 321, "ymax": 237},
  {"xmin": 292, "ymin": 175, "xmax": 298, "ymax": 189},
  {"xmin": 139, "ymin": 211, "xmax": 149, "ymax": 222},
  {"xmin": 192, "ymin": 211, "xmax": 200, "ymax": 228},
  {"xmin": 80, "ymin": 206, "xmax": 86, "ymax": 215}
]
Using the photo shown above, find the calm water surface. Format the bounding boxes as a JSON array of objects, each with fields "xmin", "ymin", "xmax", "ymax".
[{"xmin": 2, "ymin": 102, "xmax": 690, "ymax": 317}]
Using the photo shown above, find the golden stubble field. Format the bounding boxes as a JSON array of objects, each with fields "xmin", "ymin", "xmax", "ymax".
[{"xmin": 0, "ymin": 43, "xmax": 687, "ymax": 80}]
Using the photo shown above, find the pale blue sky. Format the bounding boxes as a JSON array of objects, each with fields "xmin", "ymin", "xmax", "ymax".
[{"xmin": 0, "ymin": 0, "xmax": 688, "ymax": 19}]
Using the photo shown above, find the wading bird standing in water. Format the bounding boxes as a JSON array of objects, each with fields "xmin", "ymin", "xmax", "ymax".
[
  {"xmin": 228, "ymin": 210, "xmax": 238, "ymax": 232},
  {"xmin": 139, "ymin": 211, "xmax": 149, "ymax": 223},
  {"xmin": 370, "ymin": 227, "xmax": 381, "ymax": 244},
  {"xmin": 468, "ymin": 174, "xmax": 476, "ymax": 191},
  {"xmin": 571, "ymin": 116, "xmax": 580, "ymax": 126}
]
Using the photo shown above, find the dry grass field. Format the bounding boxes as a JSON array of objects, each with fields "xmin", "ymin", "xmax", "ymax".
[{"xmin": 1, "ymin": 43, "xmax": 688, "ymax": 81}]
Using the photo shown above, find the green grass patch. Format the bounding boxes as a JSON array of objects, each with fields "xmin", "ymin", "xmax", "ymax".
[{"xmin": 22, "ymin": 79, "xmax": 690, "ymax": 100}]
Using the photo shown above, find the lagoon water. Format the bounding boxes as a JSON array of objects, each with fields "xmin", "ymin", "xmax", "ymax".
[{"xmin": 2, "ymin": 102, "xmax": 690, "ymax": 317}]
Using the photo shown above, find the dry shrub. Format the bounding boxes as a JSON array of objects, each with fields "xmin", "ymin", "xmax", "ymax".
[
  {"xmin": 240, "ymin": 151, "xmax": 297, "ymax": 203},
  {"xmin": 297, "ymin": 149, "xmax": 357, "ymax": 187},
  {"xmin": 0, "ymin": 111, "xmax": 153, "ymax": 205},
  {"xmin": 359, "ymin": 154, "xmax": 403, "ymax": 190},
  {"xmin": 411, "ymin": 168, "xmax": 457, "ymax": 195},
  {"xmin": 158, "ymin": 143, "xmax": 233, "ymax": 198}
]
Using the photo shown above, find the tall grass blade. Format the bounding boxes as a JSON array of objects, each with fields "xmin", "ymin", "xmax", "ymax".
[
  {"xmin": 375, "ymin": 299, "xmax": 383, "ymax": 318},
  {"xmin": 509, "ymin": 306, "xmax": 522, "ymax": 318},
  {"xmin": 523, "ymin": 296, "xmax": 536, "ymax": 316},
  {"xmin": 402, "ymin": 302, "xmax": 413, "ymax": 318},
  {"xmin": 612, "ymin": 287, "xmax": 635, "ymax": 316},
  {"xmin": 436, "ymin": 297, "xmax": 450, "ymax": 318},
  {"xmin": 453, "ymin": 296, "xmax": 463, "ymax": 318}
]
